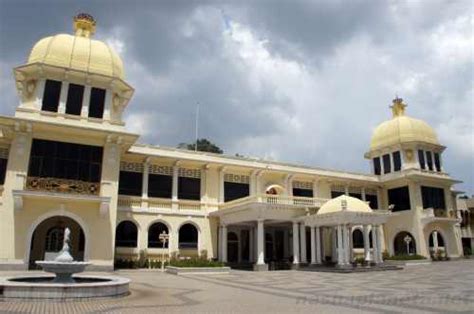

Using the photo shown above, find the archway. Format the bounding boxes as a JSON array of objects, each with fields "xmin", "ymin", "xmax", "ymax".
[
  {"xmin": 28, "ymin": 216, "xmax": 85, "ymax": 269},
  {"xmin": 148, "ymin": 222, "xmax": 169, "ymax": 248},
  {"xmin": 352, "ymin": 229, "xmax": 364, "ymax": 249},
  {"xmin": 179, "ymin": 223, "xmax": 198, "ymax": 249},
  {"xmin": 393, "ymin": 231, "xmax": 416, "ymax": 255},
  {"xmin": 227, "ymin": 232, "xmax": 239, "ymax": 262},
  {"xmin": 429, "ymin": 231, "xmax": 445, "ymax": 253},
  {"xmin": 265, "ymin": 184, "xmax": 284, "ymax": 195},
  {"xmin": 115, "ymin": 221, "xmax": 138, "ymax": 248}
]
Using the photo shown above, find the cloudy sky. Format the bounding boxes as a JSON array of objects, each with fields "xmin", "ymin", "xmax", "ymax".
[{"xmin": 1, "ymin": 0, "xmax": 473, "ymax": 193}]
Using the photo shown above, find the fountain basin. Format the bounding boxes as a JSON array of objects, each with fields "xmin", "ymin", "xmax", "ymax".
[
  {"xmin": 35, "ymin": 261, "xmax": 91, "ymax": 283},
  {"xmin": 0, "ymin": 275, "xmax": 130, "ymax": 299}
]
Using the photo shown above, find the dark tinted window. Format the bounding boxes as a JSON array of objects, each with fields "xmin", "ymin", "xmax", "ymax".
[
  {"xmin": 382, "ymin": 154, "xmax": 391, "ymax": 174},
  {"xmin": 331, "ymin": 191, "xmax": 345, "ymax": 198},
  {"xmin": 178, "ymin": 177, "xmax": 200, "ymax": 200},
  {"xmin": 118, "ymin": 171, "xmax": 143, "ymax": 196},
  {"xmin": 42, "ymin": 80, "xmax": 62, "ymax": 112},
  {"xmin": 88, "ymin": 88, "xmax": 106, "ymax": 119},
  {"xmin": 115, "ymin": 221, "xmax": 137, "ymax": 247},
  {"xmin": 148, "ymin": 223, "xmax": 169, "ymax": 248},
  {"xmin": 418, "ymin": 150, "xmax": 425, "ymax": 169},
  {"xmin": 179, "ymin": 223, "xmax": 198, "ymax": 248},
  {"xmin": 349, "ymin": 193, "xmax": 362, "ymax": 200},
  {"xmin": 434, "ymin": 153, "xmax": 441, "ymax": 172},
  {"xmin": 373, "ymin": 157, "xmax": 381, "ymax": 175},
  {"xmin": 28, "ymin": 139, "xmax": 102, "ymax": 182},
  {"xmin": 366, "ymin": 194, "xmax": 378, "ymax": 209},
  {"xmin": 148, "ymin": 174, "xmax": 172, "ymax": 198},
  {"xmin": 388, "ymin": 186, "xmax": 411, "ymax": 212},
  {"xmin": 65, "ymin": 83, "xmax": 84, "ymax": 115},
  {"xmin": 225, "ymin": 182, "xmax": 250, "ymax": 202},
  {"xmin": 293, "ymin": 188, "xmax": 313, "ymax": 198},
  {"xmin": 0, "ymin": 158, "xmax": 7, "ymax": 184},
  {"xmin": 421, "ymin": 186, "xmax": 446, "ymax": 209},
  {"xmin": 426, "ymin": 151, "xmax": 433, "ymax": 170},
  {"xmin": 393, "ymin": 151, "xmax": 401, "ymax": 171}
]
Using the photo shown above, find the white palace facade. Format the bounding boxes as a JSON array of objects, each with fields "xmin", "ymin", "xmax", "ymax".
[{"xmin": 0, "ymin": 14, "xmax": 471, "ymax": 271}]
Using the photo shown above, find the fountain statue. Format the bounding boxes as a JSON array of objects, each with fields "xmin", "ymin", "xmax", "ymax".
[{"xmin": 35, "ymin": 227, "xmax": 91, "ymax": 283}]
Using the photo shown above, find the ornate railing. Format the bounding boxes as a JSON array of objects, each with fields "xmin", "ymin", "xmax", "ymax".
[
  {"xmin": 26, "ymin": 177, "xmax": 100, "ymax": 195},
  {"xmin": 220, "ymin": 194, "xmax": 328, "ymax": 210},
  {"xmin": 117, "ymin": 195, "xmax": 202, "ymax": 212},
  {"xmin": 423, "ymin": 208, "xmax": 457, "ymax": 219}
]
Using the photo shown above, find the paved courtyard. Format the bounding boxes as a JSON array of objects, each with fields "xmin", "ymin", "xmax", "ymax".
[{"xmin": 1, "ymin": 260, "xmax": 473, "ymax": 313}]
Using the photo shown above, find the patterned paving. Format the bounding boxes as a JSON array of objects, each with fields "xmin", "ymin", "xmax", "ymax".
[{"xmin": 1, "ymin": 260, "xmax": 473, "ymax": 313}]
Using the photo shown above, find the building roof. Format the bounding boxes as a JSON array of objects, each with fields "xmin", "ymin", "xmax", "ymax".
[
  {"xmin": 370, "ymin": 98, "xmax": 439, "ymax": 151},
  {"xmin": 317, "ymin": 195, "xmax": 373, "ymax": 215},
  {"xmin": 27, "ymin": 13, "xmax": 124, "ymax": 79}
]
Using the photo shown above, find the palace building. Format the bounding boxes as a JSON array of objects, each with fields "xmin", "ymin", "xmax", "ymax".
[{"xmin": 0, "ymin": 14, "xmax": 470, "ymax": 271}]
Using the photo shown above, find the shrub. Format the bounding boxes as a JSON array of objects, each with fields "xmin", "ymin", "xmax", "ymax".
[
  {"xmin": 354, "ymin": 257, "xmax": 366, "ymax": 265},
  {"xmin": 385, "ymin": 254, "xmax": 426, "ymax": 261},
  {"xmin": 382, "ymin": 250, "xmax": 390, "ymax": 261},
  {"xmin": 168, "ymin": 257, "xmax": 225, "ymax": 268}
]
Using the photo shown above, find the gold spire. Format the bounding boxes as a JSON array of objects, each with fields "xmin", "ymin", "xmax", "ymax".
[
  {"xmin": 73, "ymin": 13, "xmax": 96, "ymax": 38},
  {"xmin": 390, "ymin": 97, "xmax": 407, "ymax": 117}
]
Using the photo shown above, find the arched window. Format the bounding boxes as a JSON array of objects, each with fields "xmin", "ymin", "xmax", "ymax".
[
  {"xmin": 394, "ymin": 231, "xmax": 416, "ymax": 255},
  {"xmin": 45, "ymin": 227, "xmax": 64, "ymax": 252},
  {"xmin": 148, "ymin": 222, "xmax": 169, "ymax": 248},
  {"xmin": 352, "ymin": 229, "xmax": 364, "ymax": 249},
  {"xmin": 179, "ymin": 223, "xmax": 198, "ymax": 249},
  {"xmin": 115, "ymin": 221, "xmax": 138, "ymax": 247},
  {"xmin": 429, "ymin": 231, "xmax": 445, "ymax": 248}
]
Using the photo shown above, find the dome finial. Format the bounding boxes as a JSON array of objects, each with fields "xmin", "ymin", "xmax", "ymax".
[
  {"xmin": 390, "ymin": 96, "xmax": 406, "ymax": 118},
  {"xmin": 73, "ymin": 13, "xmax": 96, "ymax": 38}
]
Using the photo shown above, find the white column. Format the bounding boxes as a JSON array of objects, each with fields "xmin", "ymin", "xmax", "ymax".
[
  {"xmin": 376, "ymin": 225, "xmax": 383, "ymax": 264},
  {"xmin": 316, "ymin": 226, "xmax": 322, "ymax": 264},
  {"xmin": 103, "ymin": 89, "xmax": 113, "ymax": 120},
  {"xmin": 257, "ymin": 220, "xmax": 265, "ymax": 265},
  {"xmin": 332, "ymin": 227, "xmax": 337, "ymax": 262},
  {"xmin": 142, "ymin": 159, "xmax": 149, "ymax": 199},
  {"xmin": 361, "ymin": 187, "xmax": 366, "ymax": 202},
  {"xmin": 432, "ymin": 231, "xmax": 438, "ymax": 252},
  {"xmin": 344, "ymin": 185, "xmax": 349, "ymax": 196},
  {"xmin": 310, "ymin": 226, "xmax": 316, "ymax": 264},
  {"xmin": 35, "ymin": 79, "xmax": 46, "ymax": 109},
  {"xmin": 343, "ymin": 225, "xmax": 349, "ymax": 264},
  {"xmin": 312, "ymin": 179, "xmax": 319, "ymax": 198},
  {"xmin": 218, "ymin": 226, "xmax": 223, "ymax": 261},
  {"xmin": 222, "ymin": 225, "xmax": 228, "ymax": 263},
  {"xmin": 200, "ymin": 165, "xmax": 208, "ymax": 202},
  {"xmin": 172, "ymin": 165, "xmax": 179, "ymax": 201},
  {"xmin": 219, "ymin": 167, "xmax": 225, "ymax": 203},
  {"xmin": 371, "ymin": 225, "xmax": 379, "ymax": 264},
  {"xmin": 250, "ymin": 171, "xmax": 257, "ymax": 196},
  {"xmin": 81, "ymin": 86, "xmax": 91, "ymax": 117},
  {"xmin": 292, "ymin": 221, "xmax": 300, "ymax": 264},
  {"xmin": 300, "ymin": 223, "xmax": 307, "ymax": 263},
  {"xmin": 349, "ymin": 226, "xmax": 354, "ymax": 261},
  {"xmin": 58, "ymin": 81, "xmax": 69, "ymax": 114},
  {"xmin": 363, "ymin": 225, "xmax": 371, "ymax": 261},
  {"xmin": 337, "ymin": 225, "xmax": 344, "ymax": 266},
  {"xmin": 376, "ymin": 189, "xmax": 381, "ymax": 210},
  {"xmin": 249, "ymin": 227, "xmax": 254, "ymax": 262}
]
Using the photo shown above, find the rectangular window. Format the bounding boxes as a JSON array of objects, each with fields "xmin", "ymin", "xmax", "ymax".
[
  {"xmin": 65, "ymin": 83, "xmax": 84, "ymax": 115},
  {"xmin": 426, "ymin": 151, "xmax": 433, "ymax": 170},
  {"xmin": 118, "ymin": 171, "xmax": 143, "ymax": 196},
  {"xmin": 42, "ymin": 80, "xmax": 62, "ymax": 112},
  {"xmin": 293, "ymin": 188, "xmax": 313, "ymax": 198},
  {"xmin": 148, "ymin": 174, "xmax": 172, "ymax": 198},
  {"xmin": 388, "ymin": 186, "xmax": 411, "ymax": 212},
  {"xmin": 88, "ymin": 87, "xmax": 106, "ymax": 119},
  {"xmin": 365, "ymin": 194, "xmax": 378, "ymax": 209},
  {"xmin": 418, "ymin": 150, "xmax": 425, "ymax": 169},
  {"xmin": 0, "ymin": 158, "xmax": 7, "ymax": 184},
  {"xmin": 434, "ymin": 153, "xmax": 441, "ymax": 172},
  {"xmin": 373, "ymin": 157, "xmax": 381, "ymax": 175},
  {"xmin": 331, "ymin": 191, "xmax": 345, "ymax": 198},
  {"xmin": 178, "ymin": 177, "xmax": 201, "ymax": 200},
  {"xmin": 393, "ymin": 151, "xmax": 401, "ymax": 172},
  {"xmin": 421, "ymin": 186, "xmax": 446, "ymax": 209},
  {"xmin": 28, "ymin": 139, "xmax": 103, "ymax": 182},
  {"xmin": 224, "ymin": 182, "xmax": 250, "ymax": 202},
  {"xmin": 382, "ymin": 154, "xmax": 391, "ymax": 174}
]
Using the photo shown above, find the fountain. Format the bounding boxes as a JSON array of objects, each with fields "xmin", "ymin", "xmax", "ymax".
[{"xmin": 1, "ymin": 228, "xmax": 130, "ymax": 300}]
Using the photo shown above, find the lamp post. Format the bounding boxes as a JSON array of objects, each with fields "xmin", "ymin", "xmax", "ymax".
[
  {"xmin": 403, "ymin": 235, "xmax": 412, "ymax": 255},
  {"xmin": 159, "ymin": 231, "xmax": 169, "ymax": 272}
]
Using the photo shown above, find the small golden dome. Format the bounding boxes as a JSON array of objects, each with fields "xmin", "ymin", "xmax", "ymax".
[
  {"xmin": 27, "ymin": 13, "xmax": 124, "ymax": 79},
  {"xmin": 370, "ymin": 98, "xmax": 439, "ymax": 151},
  {"xmin": 318, "ymin": 195, "xmax": 372, "ymax": 215}
]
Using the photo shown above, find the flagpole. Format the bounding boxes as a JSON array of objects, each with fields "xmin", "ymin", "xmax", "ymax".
[{"xmin": 195, "ymin": 102, "xmax": 199, "ymax": 152}]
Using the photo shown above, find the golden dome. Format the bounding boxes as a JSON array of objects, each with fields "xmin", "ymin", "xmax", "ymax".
[
  {"xmin": 26, "ymin": 13, "xmax": 124, "ymax": 79},
  {"xmin": 318, "ymin": 195, "xmax": 372, "ymax": 215},
  {"xmin": 370, "ymin": 98, "xmax": 439, "ymax": 151}
]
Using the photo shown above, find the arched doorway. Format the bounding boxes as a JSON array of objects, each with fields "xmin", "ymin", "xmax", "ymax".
[
  {"xmin": 28, "ymin": 216, "xmax": 85, "ymax": 269},
  {"xmin": 115, "ymin": 221, "xmax": 138, "ymax": 248},
  {"xmin": 227, "ymin": 232, "xmax": 239, "ymax": 262},
  {"xmin": 179, "ymin": 223, "xmax": 198, "ymax": 249},
  {"xmin": 394, "ymin": 231, "xmax": 416, "ymax": 255},
  {"xmin": 148, "ymin": 222, "xmax": 169, "ymax": 248},
  {"xmin": 352, "ymin": 229, "xmax": 364, "ymax": 249},
  {"xmin": 429, "ymin": 231, "xmax": 445, "ymax": 254}
]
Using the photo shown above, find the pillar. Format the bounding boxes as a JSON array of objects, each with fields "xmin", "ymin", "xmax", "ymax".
[
  {"xmin": 222, "ymin": 225, "xmax": 228, "ymax": 263},
  {"xmin": 432, "ymin": 230, "xmax": 439, "ymax": 252},
  {"xmin": 316, "ymin": 226, "xmax": 322, "ymax": 264},
  {"xmin": 348, "ymin": 226, "xmax": 354, "ymax": 261},
  {"xmin": 310, "ymin": 226, "xmax": 316, "ymax": 264},
  {"xmin": 343, "ymin": 225, "xmax": 349, "ymax": 265},
  {"xmin": 376, "ymin": 225, "xmax": 383, "ymax": 263},
  {"xmin": 218, "ymin": 225, "xmax": 223, "ymax": 261},
  {"xmin": 249, "ymin": 227, "xmax": 254, "ymax": 262},
  {"xmin": 337, "ymin": 225, "xmax": 344, "ymax": 266},
  {"xmin": 58, "ymin": 81, "xmax": 69, "ymax": 114},
  {"xmin": 256, "ymin": 220, "xmax": 265, "ymax": 265},
  {"xmin": 363, "ymin": 225, "xmax": 371, "ymax": 261},
  {"xmin": 292, "ymin": 221, "xmax": 299, "ymax": 264},
  {"xmin": 142, "ymin": 159, "xmax": 149, "ymax": 199},
  {"xmin": 81, "ymin": 86, "xmax": 91, "ymax": 117},
  {"xmin": 332, "ymin": 227, "xmax": 337, "ymax": 262},
  {"xmin": 300, "ymin": 223, "xmax": 307, "ymax": 263},
  {"xmin": 219, "ymin": 167, "xmax": 225, "ymax": 203},
  {"xmin": 172, "ymin": 165, "xmax": 179, "ymax": 201},
  {"xmin": 371, "ymin": 225, "xmax": 379, "ymax": 264}
]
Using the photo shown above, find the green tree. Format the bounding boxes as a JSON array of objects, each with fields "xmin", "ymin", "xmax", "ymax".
[{"xmin": 177, "ymin": 138, "xmax": 223, "ymax": 154}]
